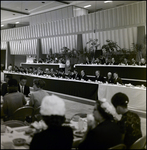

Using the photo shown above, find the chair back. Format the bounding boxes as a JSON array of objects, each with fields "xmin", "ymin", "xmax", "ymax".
[
  {"xmin": 109, "ymin": 144, "xmax": 126, "ymax": 149},
  {"xmin": 33, "ymin": 106, "xmax": 42, "ymax": 121},
  {"xmin": 129, "ymin": 135, "xmax": 146, "ymax": 149},
  {"xmin": 2, "ymin": 120, "xmax": 29, "ymax": 128},
  {"xmin": 9, "ymin": 106, "xmax": 34, "ymax": 123}
]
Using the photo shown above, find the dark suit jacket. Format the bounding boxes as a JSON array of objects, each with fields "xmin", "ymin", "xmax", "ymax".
[
  {"xmin": 79, "ymin": 120, "xmax": 122, "ymax": 149},
  {"xmin": 113, "ymin": 77, "xmax": 122, "ymax": 84},
  {"xmin": 94, "ymin": 76, "xmax": 105, "ymax": 82},
  {"xmin": 18, "ymin": 85, "xmax": 30, "ymax": 97},
  {"xmin": 72, "ymin": 73, "xmax": 81, "ymax": 80},
  {"xmin": 30, "ymin": 126, "xmax": 73, "ymax": 150},
  {"xmin": 81, "ymin": 75, "xmax": 88, "ymax": 81},
  {"xmin": 2, "ymin": 83, "xmax": 8, "ymax": 96}
]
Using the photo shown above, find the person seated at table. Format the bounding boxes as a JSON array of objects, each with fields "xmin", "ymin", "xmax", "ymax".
[
  {"xmin": 38, "ymin": 58, "xmax": 43, "ymax": 63},
  {"xmin": 111, "ymin": 92, "xmax": 142, "ymax": 148},
  {"xmin": 29, "ymin": 79, "xmax": 49, "ymax": 109},
  {"xmin": 3, "ymin": 79, "xmax": 26, "ymax": 121},
  {"xmin": 139, "ymin": 58, "xmax": 146, "ymax": 66},
  {"xmin": 113, "ymin": 72, "xmax": 122, "ymax": 84},
  {"xmin": 30, "ymin": 95, "xmax": 73, "ymax": 149},
  {"xmin": 28, "ymin": 67, "xmax": 33, "ymax": 74},
  {"xmin": 18, "ymin": 75, "xmax": 30, "ymax": 97},
  {"xmin": 104, "ymin": 57, "xmax": 110, "ymax": 65},
  {"xmin": 91, "ymin": 57, "xmax": 95, "ymax": 64},
  {"xmin": 106, "ymin": 72, "xmax": 114, "ymax": 84},
  {"xmin": 64, "ymin": 69, "xmax": 73, "ymax": 79},
  {"xmin": 80, "ymin": 70, "xmax": 88, "ymax": 81},
  {"xmin": 32, "ymin": 67, "xmax": 38, "ymax": 75},
  {"xmin": 78, "ymin": 99, "xmax": 122, "ymax": 149},
  {"xmin": 1, "ymin": 75, "xmax": 12, "ymax": 97},
  {"xmin": 72, "ymin": 69, "xmax": 81, "ymax": 80},
  {"xmin": 54, "ymin": 57, "xmax": 59, "ymax": 63},
  {"xmin": 110, "ymin": 57, "xmax": 118, "ymax": 65},
  {"xmin": 120, "ymin": 58, "xmax": 129, "ymax": 65},
  {"xmin": 19, "ymin": 66, "xmax": 26, "ymax": 73},
  {"xmin": 94, "ymin": 57, "xmax": 101, "ymax": 64},
  {"xmin": 85, "ymin": 56, "xmax": 91, "ymax": 64},
  {"xmin": 13, "ymin": 65, "xmax": 20, "ymax": 72},
  {"xmin": 130, "ymin": 58, "xmax": 137, "ymax": 66},
  {"xmin": 8, "ymin": 64, "xmax": 13, "ymax": 72},
  {"xmin": 44, "ymin": 68, "xmax": 50, "ymax": 75},
  {"xmin": 37, "ymin": 68, "xmax": 44, "ymax": 76},
  {"xmin": 49, "ymin": 68, "xmax": 56, "ymax": 77},
  {"xmin": 94, "ymin": 70, "xmax": 105, "ymax": 83}
]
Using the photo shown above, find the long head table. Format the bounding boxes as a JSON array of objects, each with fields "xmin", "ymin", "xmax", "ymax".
[
  {"xmin": 21, "ymin": 63, "xmax": 65, "ymax": 71},
  {"xmin": 74, "ymin": 64, "xmax": 146, "ymax": 86},
  {"xmin": 3, "ymin": 72, "xmax": 146, "ymax": 111}
]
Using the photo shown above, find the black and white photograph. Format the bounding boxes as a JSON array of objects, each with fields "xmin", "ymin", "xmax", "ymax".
[{"xmin": 1, "ymin": 1, "xmax": 146, "ymax": 149}]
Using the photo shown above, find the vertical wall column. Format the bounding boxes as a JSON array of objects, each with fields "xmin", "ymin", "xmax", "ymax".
[
  {"xmin": 36, "ymin": 39, "xmax": 46, "ymax": 62},
  {"xmin": 136, "ymin": 26, "xmax": 145, "ymax": 61},
  {"xmin": 6, "ymin": 41, "xmax": 14, "ymax": 69}
]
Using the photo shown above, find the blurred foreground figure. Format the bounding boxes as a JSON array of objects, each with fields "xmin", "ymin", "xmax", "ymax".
[
  {"xmin": 30, "ymin": 95, "xmax": 73, "ymax": 149},
  {"xmin": 111, "ymin": 92, "xmax": 142, "ymax": 148}
]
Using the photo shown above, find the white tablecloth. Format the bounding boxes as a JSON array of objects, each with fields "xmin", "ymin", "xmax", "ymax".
[{"xmin": 98, "ymin": 84, "xmax": 146, "ymax": 111}]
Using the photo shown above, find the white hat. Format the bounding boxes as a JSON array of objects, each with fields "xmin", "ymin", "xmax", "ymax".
[{"xmin": 40, "ymin": 95, "xmax": 66, "ymax": 116}]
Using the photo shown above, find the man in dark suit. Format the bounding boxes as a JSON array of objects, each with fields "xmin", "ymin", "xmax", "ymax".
[
  {"xmin": 80, "ymin": 70, "xmax": 88, "ymax": 81},
  {"xmin": 113, "ymin": 72, "xmax": 122, "ymax": 84},
  {"xmin": 94, "ymin": 70, "xmax": 105, "ymax": 83},
  {"xmin": 18, "ymin": 75, "xmax": 30, "ymax": 97},
  {"xmin": 72, "ymin": 69, "xmax": 81, "ymax": 80}
]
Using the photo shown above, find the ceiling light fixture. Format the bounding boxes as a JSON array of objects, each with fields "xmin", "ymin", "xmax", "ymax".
[
  {"xmin": 104, "ymin": 1, "xmax": 113, "ymax": 3},
  {"xmin": 1, "ymin": 25, "xmax": 4, "ymax": 27},
  {"xmin": 15, "ymin": 22, "xmax": 19, "ymax": 24},
  {"xmin": 84, "ymin": 5, "xmax": 91, "ymax": 8}
]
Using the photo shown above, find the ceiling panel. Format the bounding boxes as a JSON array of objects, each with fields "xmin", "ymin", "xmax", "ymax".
[{"xmin": 1, "ymin": 1, "xmax": 140, "ymax": 30}]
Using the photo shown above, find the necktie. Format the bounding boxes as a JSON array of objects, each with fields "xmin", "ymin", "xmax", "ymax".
[{"xmin": 21, "ymin": 85, "xmax": 24, "ymax": 93}]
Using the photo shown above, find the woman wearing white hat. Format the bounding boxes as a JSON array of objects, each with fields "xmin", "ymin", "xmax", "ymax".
[{"xmin": 30, "ymin": 95, "xmax": 73, "ymax": 149}]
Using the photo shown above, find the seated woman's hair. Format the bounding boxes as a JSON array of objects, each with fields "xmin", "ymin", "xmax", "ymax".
[
  {"xmin": 111, "ymin": 92, "xmax": 129, "ymax": 108},
  {"xmin": 40, "ymin": 95, "xmax": 66, "ymax": 127},
  {"xmin": 33, "ymin": 79, "xmax": 45, "ymax": 88},
  {"xmin": 96, "ymin": 101, "xmax": 114, "ymax": 121},
  {"xmin": 8, "ymin": 79, "xmax": 18, "ymax": 93}
]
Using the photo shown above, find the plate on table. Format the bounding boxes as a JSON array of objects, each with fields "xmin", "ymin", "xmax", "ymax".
[
  {"xmin": 74, "ymin": 130, "xmax": 85, "ymax": 137},
  {"xmin": 13, "ymin": 138, "xmax": 26, "ymax": 146}
]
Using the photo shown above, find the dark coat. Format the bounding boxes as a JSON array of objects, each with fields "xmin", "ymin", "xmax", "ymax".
[
  {"xmin": 2, "ymin": 83, "xmax": 8, "ymax": 96},
  {"xmin": 94, "ymin": 75, "xmax": 105, "ymax": 82},
  {"xmin": 72, "ymin": 73, "xmax": 81, "ymax": 80},
  {"xmin": 18, "ymin": 85, "xmax": 30, "ymax": 97},
  {"xmin": 113, "ymin": 77, "xmax": 122, "ymax": 84},
  {"xmin": 30, "ymin": 126, "xmax": 73, "ymax": 150},
  {"xmin": 80, "ymin": 75, "xmax": 88, "ymax": 81},
  {"xmin": 79, "ymin": 120, "xmax": 122, "ymax": 149}
]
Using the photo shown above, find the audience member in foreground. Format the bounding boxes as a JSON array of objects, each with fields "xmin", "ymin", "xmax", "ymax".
[
  {"xmin": 29, "ymin": 79, "xmax": 49, "ymax": 109},
  {"xmin": 1, "ymin": 74, "xmax": 12, "ymax": 96},
  {"xmin": 3, "ymin": 79, "xmax": 26, "ymax": 121},
  {"xmin": 30, "ymin": 95, "xmax": 73, "ymax": 149},
  {"xmin": 78, "ymin": 99, "xmax": 122, "ymax": 149},
  {"xmin": 18, "ymin": 76, "xmax": 30, "ymax": 97},
  {"xmin": 111, "ymin": 92, "xmax": 142, "ymax": 148}
]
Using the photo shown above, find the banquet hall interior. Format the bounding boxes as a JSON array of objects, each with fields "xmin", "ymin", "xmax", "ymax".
[{"xmin": 1, "ymin": 1, "xmax": 146, "ymax": 149}]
